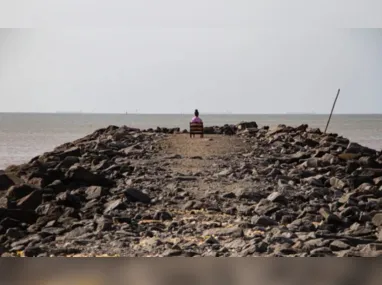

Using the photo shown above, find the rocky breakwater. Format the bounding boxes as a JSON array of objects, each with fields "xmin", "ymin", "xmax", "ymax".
[
  {"xmin": 215, "ymin": 123, "xmax": 382, "ymax": 257},
  {"xmin": 0, "ymin": 125, "xmax": 172, "ymax": 257},
  {"xmin": 1, "ymin": 121, "xmax": 382, "ymax": 257}
]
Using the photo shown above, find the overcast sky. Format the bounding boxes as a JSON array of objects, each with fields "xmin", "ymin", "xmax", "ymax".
[{"xmin": 0, "ymin": 28, "xmax": 381, "ymax": 114}]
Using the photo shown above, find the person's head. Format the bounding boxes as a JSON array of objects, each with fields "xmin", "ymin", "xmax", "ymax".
[{"xmin": 194, "ymin": 109, "xmax": 199, "ymax": 117}]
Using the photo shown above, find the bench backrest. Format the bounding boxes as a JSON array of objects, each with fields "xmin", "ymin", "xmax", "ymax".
[{"xmin": 189, "ymin": 122, "xmax": 204, "ymax": 134}]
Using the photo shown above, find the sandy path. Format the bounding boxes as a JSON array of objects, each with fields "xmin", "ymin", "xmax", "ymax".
[{"xmin": 157, "ymin": 134, "xmax": 255, "ymax": 201}]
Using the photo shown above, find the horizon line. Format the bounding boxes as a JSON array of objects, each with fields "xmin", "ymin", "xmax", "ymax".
[{"xmin": 0, "ymin": 111, "xmax": 382, "ymax": 116}]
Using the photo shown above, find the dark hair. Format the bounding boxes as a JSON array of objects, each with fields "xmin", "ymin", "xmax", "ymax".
[{"xmin": 194, "ymin": 109, "xmax": 199, "ymax": 117}]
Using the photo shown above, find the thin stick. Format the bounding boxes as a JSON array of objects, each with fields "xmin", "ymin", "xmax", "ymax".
[{"xmin": 324, "ymin": 89, "xmax": 341, "ymax": 133}]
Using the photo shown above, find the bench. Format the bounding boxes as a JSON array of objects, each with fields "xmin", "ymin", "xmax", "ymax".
[{"xmin": 189, "ymin": 122, "xmax": 204, "ymax": 138}]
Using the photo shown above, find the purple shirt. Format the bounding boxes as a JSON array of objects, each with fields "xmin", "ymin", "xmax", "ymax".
[{"xmin": 191, "ymin": 116, "xmax": 202, "ymax": 123}]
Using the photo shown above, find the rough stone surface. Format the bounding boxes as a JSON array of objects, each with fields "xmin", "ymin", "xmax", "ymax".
[{"xmin": 0, "ymin": 122, "xmax": 381, "ymax": 257}]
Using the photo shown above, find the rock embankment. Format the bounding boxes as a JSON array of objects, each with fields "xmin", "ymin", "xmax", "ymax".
[{"xmin": 1, "ymin": 122, "xmax": 382, "ymax": 257}]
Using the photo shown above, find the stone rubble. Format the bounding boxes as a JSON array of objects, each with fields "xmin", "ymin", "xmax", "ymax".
[{"xmin": 1, "ymin": 122, "xmax": 382, "ymax": 257}]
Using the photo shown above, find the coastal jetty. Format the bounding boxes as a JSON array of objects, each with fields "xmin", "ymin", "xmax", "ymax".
[{"xmin": 1, "ymin": 122, "xmax": 382, "ymax": 257}]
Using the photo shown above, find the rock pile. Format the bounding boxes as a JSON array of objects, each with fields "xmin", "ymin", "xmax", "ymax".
[{"xmin": 1, "ymin": 122, "xmax": 382, "ymax": 257}]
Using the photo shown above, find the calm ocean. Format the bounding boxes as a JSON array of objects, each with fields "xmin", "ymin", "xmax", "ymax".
[{"xmin": 0, "ymin": 113, "xmax": 381, "ymax": 169}]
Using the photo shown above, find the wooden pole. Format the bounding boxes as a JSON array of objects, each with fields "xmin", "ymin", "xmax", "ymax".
[{"xmin": 324, "ymin": 89, "xmax": 341, "ymax": 133}]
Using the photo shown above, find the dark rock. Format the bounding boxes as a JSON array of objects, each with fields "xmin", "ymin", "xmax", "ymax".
[
  {"xmin": 16, "ymin": 190, "xmax": 42, "ymax": 211},
  {"xmin": 153, "ymin": 211, "xmax": 173, "ymax": 221},
  {"xmin": 56, "ymin": 192, "xmax": 81, "ymax": 208},
  {"xmin": 345, "ymin": 142, "xmax": 376, "ymax": 156},
  {"xmin": 0, "ymin": 208, "xmax": 37, "ymax": 224},
  {"xmin": 319, "ymin": 208, "xmax": 343, "ymax": 225},
  {"xmin": 0, "ymin": 172, "xmax": 23, "ymax": 191},
  {"xmin": 123, "ymin": 188, "xmax": 151, "ymax": 204},
  {"xmin": 46, "ymin": 180, "xmax": 66, "ymax": 193},
  {"xmin": 162, "ymin": 249, "xmax": 183, "ymax": 257},
  {"xmin": 65, "ymin": 165, "xmax": 113, "ymax": 187},
  {"xmin": 233, "ymin": 187, "xmax": 263, "ymax": 201},
  {"xmin": 6, "ymin": 184, "xmax": 37, "ymax": 201},
  {"xmin": 56, "ymin": 156, "xmax": 80, "ymax": 169},
  {"xmin": 0, "ymin": 217, "xmax": 21, "ymax": 230},
  {"xmin": 24, "ymin": 246, "xmax": 44, "ymax": 257},
  {"xmin": 5, "ymin": 228, "xmax": 25, "ymax": 239},
  {"xmin": 251, "ymin": 215, "xmax": 278, "ymax": 227},
  {"xmin": 359, "ymin": 156, "xmax": 379, "ymax": 168},
  {"xmin": 57, "ymin": 147, "xmax": 81, "ymax": 159},
  {"xmin": 175, "ymin": 176, "xmax": 198, "ymax": 181},
  {"xmin": 237, "ymin": 121, "xmax": 258, "ymax": 130}
]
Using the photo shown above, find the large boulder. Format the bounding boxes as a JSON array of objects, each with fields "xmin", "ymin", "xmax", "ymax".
[
  {"xmin": 6, "ymin": 184, "xmax": 38, "ymax": 201},
  {"xmin": 0, "ymin": 172, "xmax": 23, "ymax": 191},
  {"xmin": 65, "ymin": 165, "xmax": 114, "ymax": 187},
  {"xmin": 237, "ymin": 121, "xmax": 258, "ymax": 130},
  {"xmin": 345, "ymin": 142, "xmax": 376, "ymax": 156},
  {"xmin": 16, "ymin": 190, "xmax": 43, "ymax": 211},
  {"xmin": 0, "ymin": 208, "xmax": 38, "ymax": 224}
]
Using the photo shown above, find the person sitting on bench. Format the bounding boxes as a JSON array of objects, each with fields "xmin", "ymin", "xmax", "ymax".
[
  {"xmin": 190, "ymin": 109, "xmax": 204, "ymax": 138},
  {"xmin": 191, "ymin": 109, "xmax": 203, "ymax": 123}
]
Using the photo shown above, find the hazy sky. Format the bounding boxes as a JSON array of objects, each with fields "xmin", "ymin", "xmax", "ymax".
[{"xmin": 0, "ymin": 28, "xmax": 381, "ymax": 114}]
